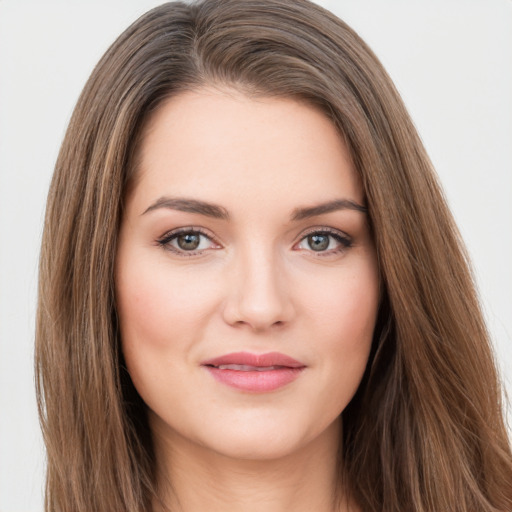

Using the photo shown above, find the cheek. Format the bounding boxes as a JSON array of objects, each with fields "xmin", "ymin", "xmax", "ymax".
[
  {"xmin": 306, "ymin": 259, "xmax": 379, "ymax": 341},
  {"xmin": 115, "ymin": 254, "xmax": 219, "ymax": 391},
  {"xmin": 117, "ymin": 257, "xmax": 212, "ymax": 342},
  {"xmin": 300, "ymin": 259, "xmax": 379, "ymax": 391}
]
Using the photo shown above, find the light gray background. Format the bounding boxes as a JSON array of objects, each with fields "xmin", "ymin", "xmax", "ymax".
[{"xmin": 1, "ymin": 1, "xmax": 511, "ymax": 511}]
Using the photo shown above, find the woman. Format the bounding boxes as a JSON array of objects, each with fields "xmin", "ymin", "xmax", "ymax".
[{"xmin": 35, "ymin": 0, "xmax": 512, "ymax": 511}]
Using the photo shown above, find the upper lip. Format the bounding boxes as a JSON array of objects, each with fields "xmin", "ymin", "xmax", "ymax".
[{"xmin": 201, "ymin": 351, "xmax": 305, "ymax": 368}]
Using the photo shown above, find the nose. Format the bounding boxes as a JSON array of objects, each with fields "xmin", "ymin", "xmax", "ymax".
[{"xmin": 222, "ymin": 246, "xmax": 295, "ymax": 332}]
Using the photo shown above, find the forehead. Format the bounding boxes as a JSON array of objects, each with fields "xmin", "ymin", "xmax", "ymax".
[{"xmin": 131, "ymin": 88, "xmax": 362, "ymax": 215}]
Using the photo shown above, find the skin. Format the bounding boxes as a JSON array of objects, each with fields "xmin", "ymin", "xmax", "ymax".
[{"xmin": 115, "ymin": 88, "xmax": 379, "ymax": 512}]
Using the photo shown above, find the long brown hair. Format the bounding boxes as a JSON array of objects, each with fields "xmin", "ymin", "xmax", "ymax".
[{"xmin": 36, "ymin": 1, "xmax": 512, "ymax": 511}]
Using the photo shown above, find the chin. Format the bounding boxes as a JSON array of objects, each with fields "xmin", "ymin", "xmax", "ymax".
[
  {"xmin": 178, "ymin": 413, "xmax": 341, "ymax": 463},
  {"xmin": 210, "ymin": 430, "xmax": 307, "ymax": 461}
]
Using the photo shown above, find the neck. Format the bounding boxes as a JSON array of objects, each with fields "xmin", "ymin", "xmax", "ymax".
[{"xmin": 151, "ymin": 417, "xmax": 355, "ymax": 512}]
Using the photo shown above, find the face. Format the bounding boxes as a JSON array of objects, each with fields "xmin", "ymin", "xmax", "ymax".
[{"xmin": 115, "ymin": 89, "xmax": 379, "ymax": 461}]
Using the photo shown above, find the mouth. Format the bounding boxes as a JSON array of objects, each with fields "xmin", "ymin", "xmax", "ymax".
[
  {"xmin": 201, "ymin": 352, "xmax": 306, "ymax": 392},
  {"xmin": 212, "ymin": 364, "xmax": 292, "ymax": 371}
]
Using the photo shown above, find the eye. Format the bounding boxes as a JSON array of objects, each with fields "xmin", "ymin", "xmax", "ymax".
[
  {"xmin": 295, "ymin": 229, "xmax": 352, "ymax": 255},
  {"xmin": 157, "ymin": 228, "xmax": 220, "ymax": 255}
]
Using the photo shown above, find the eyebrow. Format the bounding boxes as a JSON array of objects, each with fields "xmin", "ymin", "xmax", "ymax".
[
  {"xmin": 142, "ymin": 197, "xmax": 230, "ymax": 219},
  {"xmin": 142, "ymin": 196, "xmax": 367, "ymax": 220},
  {"xmin": 291, "ymin": 199, "xmax": 367, "ymax": 220}
]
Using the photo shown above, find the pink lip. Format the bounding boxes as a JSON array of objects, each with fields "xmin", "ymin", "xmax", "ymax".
[{"xmin": 201, "ymin": 351, "xmax": 306, "ymax": 392}]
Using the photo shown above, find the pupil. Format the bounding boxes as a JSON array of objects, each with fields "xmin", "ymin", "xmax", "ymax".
[
  {"xmin": 308, "ymin": 234, "xmax": 329, "ymax": 251},
  {"xmin": 177, "ymin": 233, "xmax": 200, "ymax": 250}
]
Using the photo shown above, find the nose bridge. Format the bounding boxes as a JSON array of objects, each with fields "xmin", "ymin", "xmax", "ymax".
[{"xmin": 223, "ymin": 238, "xmax": 293, "ymax": 330}]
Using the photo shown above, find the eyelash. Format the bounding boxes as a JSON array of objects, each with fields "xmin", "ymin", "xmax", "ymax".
[{"xmin": 156, "ymin": 227, "xmax": 352, "ymax": 257}]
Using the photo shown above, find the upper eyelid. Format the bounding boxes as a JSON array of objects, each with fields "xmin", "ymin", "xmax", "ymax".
[
  {"xmin": 297, "ymin": 226, "xmax": 351, "ymax": 240},
  {"xmin": 157, "ymin": 225, "xmax": 350, "ymax": 236},
  {"xmin": 158, "ymin": 226, "xmax": 218, "ymax": 243}
]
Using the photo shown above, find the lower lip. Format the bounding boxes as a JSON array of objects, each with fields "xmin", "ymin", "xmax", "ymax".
[{"xmin": 204, "ymin": 366, "xmax": 305, "ymax": 392}]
